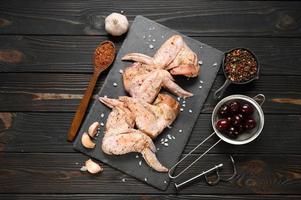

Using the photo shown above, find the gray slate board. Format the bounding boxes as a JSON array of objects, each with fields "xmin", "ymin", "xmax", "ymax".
[{"xmin": 73, "ymin": 15, "xmax": 223, "ymax": 191}]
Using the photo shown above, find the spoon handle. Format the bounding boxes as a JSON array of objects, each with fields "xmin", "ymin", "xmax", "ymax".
[{"xmin": 67, "ymin": 72, "xmax": 99, "ymax": 141}]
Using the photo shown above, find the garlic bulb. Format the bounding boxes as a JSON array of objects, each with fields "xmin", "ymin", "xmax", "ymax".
[{"xmin": 105, "ymin": 13, "xmax": 129, "ymax": 36}]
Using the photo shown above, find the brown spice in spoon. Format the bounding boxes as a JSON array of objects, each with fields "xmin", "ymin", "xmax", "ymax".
[
  {"xmin": 94, "ymin": 42, "xmax": 115, "ymax": 68},
  {"xmin": 67, "ymin": 41, "xmax": 115, "ymax": 142}
]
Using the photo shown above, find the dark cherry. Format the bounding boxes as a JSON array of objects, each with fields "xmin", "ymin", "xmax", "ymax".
[
  {"xmin": 238, "ymin": 113, "xmax": 245, "ymax": 120},
  {"xmin": 241, "ymin": 103, "xmax": 254, "ymax": 116},
  {"xmin": 237, "ymin": 124, "xmax": 245, "ymax": 134},
  {"xmin": 219, "ymin": 104, "xmax": 231, "ymax": 117},
  {"xmin": 232, "ymin": 114, "xmax": 243, "ymax": 127},
  {"xmin": 226, "ymin": 116, "xmax": 232, "ymax": 122},
  {"xmin": 216, "ymin": 119, "xmax": 230, "ymax": 132},
  {"xmin": 227, "ymin": 126, "xmax": 239, "ymax": 139},
  {"xmin": 245, "ymin": 118, "xmax": 257, "ymax": 130},
  {"xmin": 229, "ymin": 101, "xmax": 241, "ymax": 114}
]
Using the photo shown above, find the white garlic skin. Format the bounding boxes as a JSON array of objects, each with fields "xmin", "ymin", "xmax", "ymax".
[{"xmin": 105, "ymin": 13, "xmax": 129, "ymax": 36}]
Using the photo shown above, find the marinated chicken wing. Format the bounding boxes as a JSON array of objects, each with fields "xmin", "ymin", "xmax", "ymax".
[
  {"xmin": 122, "ymin": 62, "xmax": 192, "ymax": 103},
  {"xmin": 122, "ymin": 35, "xmax": 200, "ymax": 77},
  {"xmin": 119, "ymin": 93, "xmax": 180, "ymax": 139},
  {"xmin": 99, "ymin": 96, "xmax": 168, "ymax": 172}
]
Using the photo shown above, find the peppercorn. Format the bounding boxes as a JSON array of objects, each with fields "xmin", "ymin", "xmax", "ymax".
[{"xmin": 224, "ymin": 49, "xmax": 257, "ymax": 83}]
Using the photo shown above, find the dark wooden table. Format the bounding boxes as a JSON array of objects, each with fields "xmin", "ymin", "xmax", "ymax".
[{"xmin": 1, "ymin": 0, "xmax": 301, "ymax": 199}]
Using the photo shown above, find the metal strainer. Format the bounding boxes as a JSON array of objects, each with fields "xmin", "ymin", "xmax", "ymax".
[{"xmin": 168, "ymin": 94, "xmax": 265, "ymax": 189}]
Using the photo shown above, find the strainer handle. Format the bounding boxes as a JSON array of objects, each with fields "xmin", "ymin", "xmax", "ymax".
[
  {"xmin": 253, "ymin": 94, "xmax": 265, "ymax": 106},
  {"xmin": 168, "ymin": 132, "xmax": 221, "ymax": 179}
]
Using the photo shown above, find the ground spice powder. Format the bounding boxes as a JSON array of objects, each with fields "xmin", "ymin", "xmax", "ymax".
[{"xmin": 94, "ymin": 42, "xmax": 115, "ymax": 67}]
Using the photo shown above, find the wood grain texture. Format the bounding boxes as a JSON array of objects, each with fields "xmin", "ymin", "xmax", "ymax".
[
  {"xmin": 1, "ymin": 112, "xmax": 300, "ymax": 155},
  {"xmin": 0, "ymin": 1, "xmax": 300, "ymax": 36},
  {"xmin": 0, "ymin": 73, "xmax": 300, "ymax": 113},
  {"xmin": 1, "ymin": 194, "xmax": 301, "ymax": 200},
  {"xmin": 0, "ymin": 0, "xmax": 300, "ymax": 197},
  {"xmin": 0, "ymin": 153, "xmax": 300, "ymax": 194},
  {"xmin": 1, "ymin": 36, "xmax": 301, "ymax": 75}
]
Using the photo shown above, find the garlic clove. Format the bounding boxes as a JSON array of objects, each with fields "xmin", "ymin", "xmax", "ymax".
[
  {"xmin": 80, "ymin": 166, "xmax": 87, "ymax": 172},
  {"xmin": 85, "ymin": 159, "xmax": 103, "ymax": 174},
  {"xmin": 105, "ymin": 12, "xmax": 129, "ymax": 36},
  {"xmin": 88, "ymin": 122, "xmax": 100, "ymax": 137},
  {"xmin": 81, "ymin": 132, "xmax": 95, "ymax": 149}
]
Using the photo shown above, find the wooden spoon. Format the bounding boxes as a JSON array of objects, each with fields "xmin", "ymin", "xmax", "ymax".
[{"xmin": 67, "ymin": 41, "xmax": 115, "ymax": 141}]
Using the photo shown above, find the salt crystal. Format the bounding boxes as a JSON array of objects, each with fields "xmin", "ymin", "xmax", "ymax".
[
  {"xmin": 148, "ymin": 35, "xmax": 151, "ymax": 38},
  {"xmin": 75, "ymin": 162, "xmax": 79, "ymax": 165},
  {"xmin": 180, "ymin": 108, "xmax": 184, "ymax": 112},
  {"xmin": 182, "ymin": 100, "xmax": 186, "ymax": 104},
  {"xmin": 161, "ymin": 138, "xmax": 164, "ymax": 142},
  {"xmin": 100, "ymin": 113, "xmax": 104, "ymax": 118},
  {"xmin": 113, "ymin": 82, "xmax": 118, "ymax": 87},
  {"xmin": 122, "ymin": 178, "xmax": 126, "ymax": 182},
  {"xmin": 120, "ymin": 10, "xmax": 124, "ymax": 14},
  {"xmin": 200, "ymin": 80, "xmax": 203, "ymax": 84},
  {"xmin": 164, "ymin": 180, "xmax": 167, "ymax": 184},
  {"xmin": 164, "ymin": 138, "xmax": 168, "ymax": 142},
  {"xmin": 119, "ymin": 69, "xmax": 124, "ymax": 74},
  {"xmin": 143, "ymin": 35, "xmax": 146, "ymax": 39},
  {"xmin": 199, "ymin": 85, "xmax": 203, "ymax": 89},
  {"xmin": 189, "ymin": 109, "xmax": 192, "ymax": 113},
  {"xmin": 212, "ymin": 62, "xmax": 218, "ymax": 66},
  {"xmin": 139, "ymin": 161, "xmax": 142, "ymax": 166},
  {"xmin": 179, "ymin": 129, "xmax": 183, "ymax": 133},
  {"xmin": 144, "ymin": 178, "xmax": 148, "ymax": 182},
  {"xmin": 167, "ymin": 125, "xmax": 172, "ymax": 129},
  {"xmin": 157, "ymin": 147, "xmax": 160, "ymax": 151},
  {"xmin": 152, "ymin": 39, "xmax": 156, "ymax": 42},
  {"xmin": 182, "ymin": 104, "xmax": 186, "ymax": 107},
  {"xmin": 172, "ymin": 136, "xmax": 176, "ymax": 139},
  {"xmin": 198, "ymin": 60, "xmax": 203, "ymax": 65},
  {"xmin": 104, "ymin": 95, "xmax": 107, "ymax": 98},
  {"xmin": 167, "ymin": 134, "xmax": 172, "ymax": 140},
  {"xmin": 177, "ymin": 97, "xmax": 181, "ymax": 101},
  {"xmin": 161, "ymin": 35, "xmax": 164, "ymax": 38},
  {"xmin": 136, "ymin": 154, "xmax": 139, "ymax": 159},
  {"xmin": 164, "ymin": 143, "xmax": 169, "ymax": 147},
  {"xmin": 100, "ymin": 122, "xmax": 104, "ymax": 127},
  {"xmin": 149, "ymin": 44, "xmax": 154, "ymax": 49}
]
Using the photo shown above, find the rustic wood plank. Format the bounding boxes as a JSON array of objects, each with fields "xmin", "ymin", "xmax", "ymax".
[
  {"xmin": 1, "ymin": 112, "xmax": 300, "ymax": 154},
  {"xmin": 1, "ymin": 194, "xmax": 301, "ymax": 200},
  {"xmin": 0, "ymin": 73, "xmax": 300, "ymax": 113},
  {"xmin": 0, "ymin": 153, "xmax": 300, "ymax": 194},
  {"xmin": 1, "ymin": 36, "xmax": 301, "ymax": 75},
  {"xmin": 0, "ymin": 1, "xmax": 300, "ymax": 36}
]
